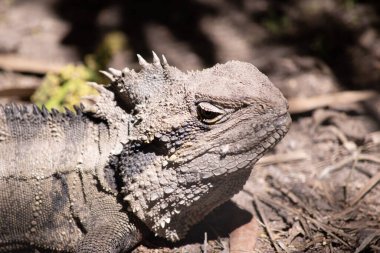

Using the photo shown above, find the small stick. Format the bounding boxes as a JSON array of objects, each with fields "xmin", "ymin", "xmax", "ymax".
[
  {"xmin": 257, "ymin": 195, "xmax": 354, "ymax": 246},
  {"xmin": 349, "ymin": 170, "xmax": 380, "ymax": 206},
  {"xmin": 354, "ymin": 231, "xmax": 380, "ymax": 253},
  {"xmin": 203, "ymin": 232, "xmax": 207, "ymax": 253},
  {"xmin": 0, "ymin": 54, "xmax": 64, "ymax": 74},
  {"xmin": 253, "ymin": 196, "xmax": 283, "ymax": 253},
  {"xmin": 288, "ymin": 90, "xmax": 378, "ymax": 114},
  {"xmin": 357, "ymin": 154, "xmax": 380, "ymax": 164},
  {"xmin": 257, "ymin": 150, "xmax": 309, "ymax": 166},
  {"xmin": 320, "ymin": 152, "xmax": 380, "ymax": 178},
  {"xmin": 319, "ymin": 156, "xmax": 355, "ymax": 178}
]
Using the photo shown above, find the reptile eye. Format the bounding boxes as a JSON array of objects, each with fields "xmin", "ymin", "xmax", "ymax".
[{"xmin": 197, "ymin": 102, "xmax": 227, "ymax": 124}]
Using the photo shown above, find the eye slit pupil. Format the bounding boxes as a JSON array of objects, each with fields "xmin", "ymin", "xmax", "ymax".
[
  {"xmin": 199, "ymin": 109, "xmax": 219, "ymax": 119},
  {"xmin": 196, "ymin": 102, "xmax": 226, "ymax": 124}
]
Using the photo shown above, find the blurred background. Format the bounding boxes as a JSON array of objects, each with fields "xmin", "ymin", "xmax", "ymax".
[
  {"xmin": 1, "ymin": 0, "xmax": 380, "ymax": 252},
  {"xmin": 1, "ymin": 0, "xmax": 380, "ymax": 108}
]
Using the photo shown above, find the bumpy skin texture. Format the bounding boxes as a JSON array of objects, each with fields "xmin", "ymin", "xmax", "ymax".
[{"xmin": 0, "ymin": 53, "xmax": 291, "ymax": 253}]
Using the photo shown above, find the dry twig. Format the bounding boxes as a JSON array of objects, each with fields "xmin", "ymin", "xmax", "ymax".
[
  {"xmin": 288, "ymin": 90, "xmax": 378, "ymax": 114},
  {"xmin": 257, "ymin": 150, "xmax": 309, "ymax": 166},
  {"xmin": 354, "ymin": 230, "xmax": 380, "ymax": 253},
  {"xmin": 257, "ymin": 195, "xmax": 354, "ymax": 247},
  {"xmin": 0, "ymin": 54, "xmax": 63, "ymax": 74},
  {"xmin": 320, "ymin": 152, "xmax": 380, "ymax": 178},
  {"xmin": 203, "ymin": 232, "xmax": 208, "ymax": 253},
  {"xmin": 253, "ymin": 195, "xmax": 284, "ymax": 253},
  {"xmin": 349, "ymin": 170, "xmax": 380, "ymax": 206}
]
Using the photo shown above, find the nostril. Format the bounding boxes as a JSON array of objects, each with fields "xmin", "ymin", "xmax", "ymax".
[{"xmin": 275, "ymin": 113, "xmax": 291, "ymax": 127}]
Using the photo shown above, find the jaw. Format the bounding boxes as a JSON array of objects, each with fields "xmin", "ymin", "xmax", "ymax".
[
  {"xmin": 123, "ymin": 156, "xmax": 255, "ymax": 242},
  {"xmin": 162, "ymin": 113, "xmax": 291, "ymax": 239},
  {"xmin": 123, "ymin": 111, "xmax": 291, "ymax": 241},
  {"xmin": 156, "ymin": 164, "xmax": 254, "ymax": 241}
]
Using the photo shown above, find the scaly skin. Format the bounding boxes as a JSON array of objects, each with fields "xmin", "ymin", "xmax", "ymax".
[
  {"xmin": 0, "ymin": 105, "xmax": 141, "ymax": 252},
  {"xmin": 0, "ymin": 52, "xmax": 291, "ymax": 252}
]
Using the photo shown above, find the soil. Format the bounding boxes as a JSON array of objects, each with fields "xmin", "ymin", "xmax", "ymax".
[{"xmin": 0, "ymin": 0, "xmax": 380, "ymax": 252}]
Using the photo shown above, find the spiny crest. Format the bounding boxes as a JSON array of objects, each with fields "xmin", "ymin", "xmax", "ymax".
[
  {"xmin": 0, "ymin": 103, "xmax": 84, "ymax": 121},
  {"xmin": 99, "ymin": 51, "xmax": 173, "ymax": 110},
  {"xmin": 99, "ymin": 51, "xmax": 169, "ymax": 82}
]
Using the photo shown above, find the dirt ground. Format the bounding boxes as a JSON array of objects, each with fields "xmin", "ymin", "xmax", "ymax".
[{"xmin": 1, "ymin": 0, "xmax": 380, "ymax": 252}]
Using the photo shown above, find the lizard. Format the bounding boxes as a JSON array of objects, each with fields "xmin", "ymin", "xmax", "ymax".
[{"xmin": 0, "ymin": 52, "xmax": 291, "ymax": 253}]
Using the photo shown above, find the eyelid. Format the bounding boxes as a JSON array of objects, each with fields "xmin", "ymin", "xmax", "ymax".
[
  {"xmin": 197, "ymin": 102, "xmax": 225, "ymax": 114},
  {"xmin": 203, "ymin": 114, "xmax": 228, "ymax": 124},
  {"xmin": 196, "ymin": 102, "xmax": 230, "ymax": 124}
]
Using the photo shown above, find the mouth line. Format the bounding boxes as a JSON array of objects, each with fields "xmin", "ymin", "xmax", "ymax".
[
  {"xmin": 275, "ymin": 112, "xmax": 292, "ymax": 128},
  {"xmin": 219, "ymin": 127, "xmax": 288, "ymax": 173},
  {"xmin": 246, "ymin": 127, "xmax": 287, "ymax": 156},
  {"xmin": 204, "ymin": 127, "xmax": 287, "ymax": 177},
  {"xmin": 170, "ymin": 113, "xmax": 291, "ymax": 166},
  {"xmin": 217, "ymin": 113, "xmax": 290, "ymax": 155}
]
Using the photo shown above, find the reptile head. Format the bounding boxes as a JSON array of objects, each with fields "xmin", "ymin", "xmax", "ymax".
[{"xmin": 101, "ymin": 52, "xmax": 291, "ymax": 241}]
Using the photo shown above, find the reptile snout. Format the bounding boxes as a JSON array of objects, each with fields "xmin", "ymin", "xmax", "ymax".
[{"xmin": 275, "ymin": 112, "xmax": 292, "ymax": 130}]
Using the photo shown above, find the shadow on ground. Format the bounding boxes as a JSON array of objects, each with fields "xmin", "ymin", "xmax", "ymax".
[{"xmin": 141, "ymin": 200, "xmax": 252, "ymax": 249}]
